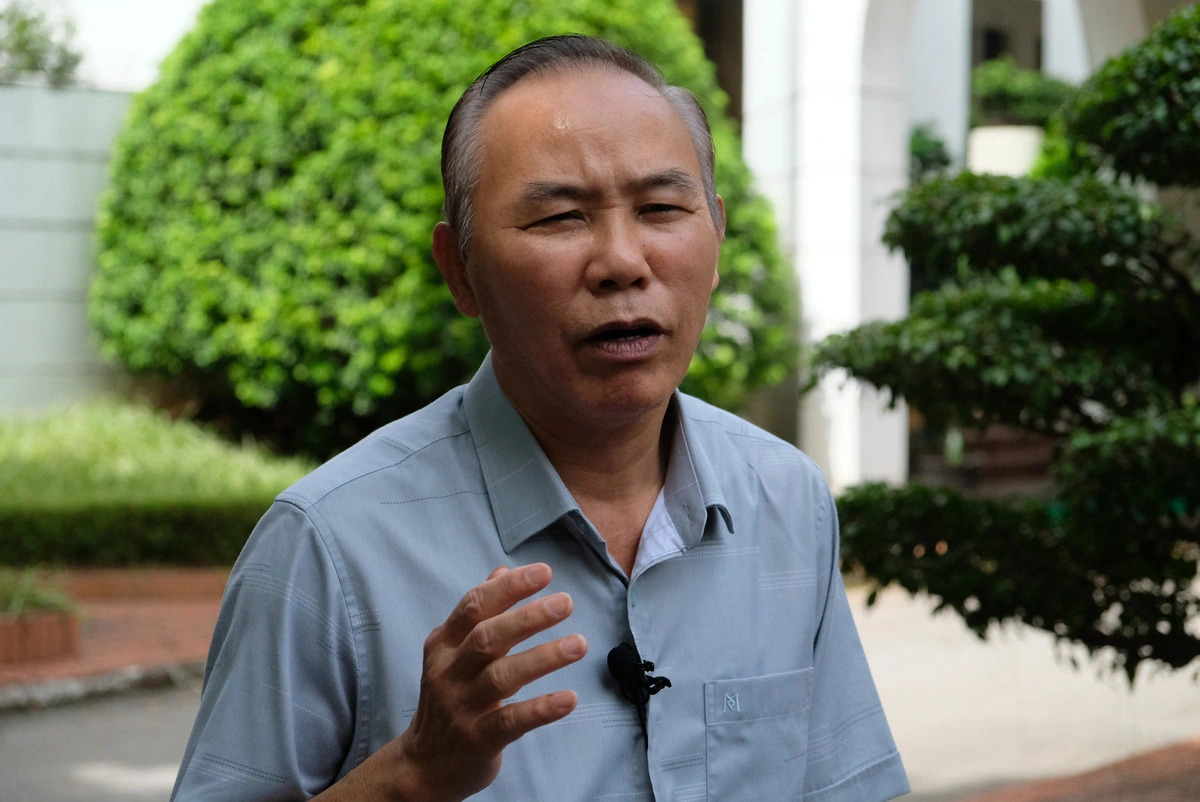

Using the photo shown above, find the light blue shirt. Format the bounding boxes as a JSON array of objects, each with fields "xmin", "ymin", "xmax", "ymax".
[{"xmin": 173, "ymin": 355, "xmax": 909, "ymax": 800}]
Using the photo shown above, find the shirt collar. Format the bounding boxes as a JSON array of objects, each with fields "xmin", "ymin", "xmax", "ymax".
[{"xmin": 463, "ymin": 353, "xmax": 734, "ymax": 554}]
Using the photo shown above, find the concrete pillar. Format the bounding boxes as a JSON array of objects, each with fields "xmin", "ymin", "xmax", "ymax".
[
  {"xmin": 906, "ymin": 0, "xmax": 972, "ymax": 164},
  {"xmin": 1043, "ymin": 0, "xmax": 1091, "ymax": 83},
  {"xmin": 743, "ymin": 0, "xmax": 912, "ymax": 491},
  {"xmin": 1075, "ymin": 0, "xmax": 1146, "ymax": 70}
]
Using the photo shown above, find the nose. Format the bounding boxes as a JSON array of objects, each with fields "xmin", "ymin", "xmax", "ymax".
[{"xmin": 586, "ymin": 214, "xmax": 650, "ymax": 292}]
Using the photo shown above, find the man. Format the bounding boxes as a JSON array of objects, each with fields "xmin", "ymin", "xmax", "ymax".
[{"xmin": 172, "ymin": 34, "xmax": 909, "ymax": 801}]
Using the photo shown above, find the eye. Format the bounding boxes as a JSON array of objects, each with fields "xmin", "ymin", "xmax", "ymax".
[
  {"xmin": 530, "ymin": 211, "xmax": 582, "ymax": 227},
  {"xmin": 641, "ymin": 203, "xmax": 684, "ymax": 217}
]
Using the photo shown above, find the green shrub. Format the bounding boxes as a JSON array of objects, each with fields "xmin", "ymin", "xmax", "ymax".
[
  {"xmin": 1028, "ymin": 115, "xmax": 1104, "ymax": 180},
  {"xmin": 885, "ymin": 172, "xmax": 1190, "ymax": 296},
  {"xmin": 0, "ymin": 401, "xmax": 312, "ymax": 565},
  {"xmin": 0, "ymin": 503, "xmax": 271, "ymax": 566},
  {"xmin": 0, "ymin": 569, "xmax": 74, "ymax": 616},
  {"xmin": 814, "ymin": 275, "xmax": 1183, "ymax": 436},
  {"xmin": 1065, "ymin": 4, "xmax": 1200, "ymax": 187},
  {"xmin": 837, "ymin": 483, "xmax": 1200, "ymax": 677},
  {"xmin": 0, "ymin": 400, "xmax": 312, "ymax": 508},
  {"xmin": 971, "ymin": 55, "xmax": 1075, "ymax": 127},
  {"xmin": 817, "ymin": 12, "xmax": 1200, "ymax": 681},
  {"xmin": 91, "ymin": 0, "xmax": 794, "ymax": 458}
]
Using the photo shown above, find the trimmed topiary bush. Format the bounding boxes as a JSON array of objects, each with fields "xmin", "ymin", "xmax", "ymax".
[
  {"xmin": 814, "ymin": 8, "xmax": 1200, "ymax": 682},
  {"xmin": 1064, "ymin": 4, "xmax": 1200, "ymax": 186},
  {"xmin": 91, "ymin": 0, "xmax": 794, "ymax": 457}
]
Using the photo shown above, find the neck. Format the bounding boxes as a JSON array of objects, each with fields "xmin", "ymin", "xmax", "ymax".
[
  {"xmin": 498, "ymin": 380, "xmax": 675, "ymax": 577},
  {"xmin": 517, "ymin": 398, "xmax": 671, "ymax": 503}
]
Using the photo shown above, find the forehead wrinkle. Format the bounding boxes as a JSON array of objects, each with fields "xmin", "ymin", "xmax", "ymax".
[{"xmin": 518, "ymin": 181, "xmax": 599, "ymax": 206}]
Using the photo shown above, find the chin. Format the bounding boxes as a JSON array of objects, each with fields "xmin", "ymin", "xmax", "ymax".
[{"xmin": 579, "ymin": 376, "xmax": 678, "ymax": 424}]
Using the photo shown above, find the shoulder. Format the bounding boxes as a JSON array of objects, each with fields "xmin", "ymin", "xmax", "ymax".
[
  {"xmin": 276, "ymin": 385, "xmax": 476, "ymax": 513},
  {"xmin": 677, "ymin": 392, "xmax": 836, "ymax": 538},
  {"xmin": 677, "ymin": 393, "xmax": 826, "ymax": 483}
]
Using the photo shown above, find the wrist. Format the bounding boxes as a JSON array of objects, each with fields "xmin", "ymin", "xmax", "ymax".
[{"xmin": 388, "ymin": 731, "xmax": 452, "ymax": 802}]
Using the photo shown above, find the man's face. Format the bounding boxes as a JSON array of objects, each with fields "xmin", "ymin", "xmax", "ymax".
[{"xmin": 436, "ymin": 68, "xmax": 723, "ymax": 433}]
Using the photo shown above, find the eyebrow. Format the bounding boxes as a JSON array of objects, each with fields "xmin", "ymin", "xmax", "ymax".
[{"xmin": 517, "ymin": 169, "xmax": 702, "ymax": 206}]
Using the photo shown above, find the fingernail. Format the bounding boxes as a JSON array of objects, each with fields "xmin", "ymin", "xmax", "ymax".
[
  {"xmin": 545, "ymin": 594, "xmax": 570, "ymax": 617},
  {"xmin": 555, "ymin": 691, "xmax": 577, "ymax": 712},
  {"xmin": 561, "ymin": 634, "xmax": 586, "ymax": 658},
  {"xmin": 524, "ymin": 564, "xmax": 548, "ymax": 586}
]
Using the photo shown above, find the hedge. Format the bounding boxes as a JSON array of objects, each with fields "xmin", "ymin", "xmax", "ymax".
[
  {"xmin": 0, "ymin": 503, "xmax": 266, "ymax": 566},
  {"xmin": 818, "ymin": 6, "xmax": 1200, "ymax": 681},
  {"xmin": 0, "ymin": 401, "xmax": 309, "ymax": 565}
]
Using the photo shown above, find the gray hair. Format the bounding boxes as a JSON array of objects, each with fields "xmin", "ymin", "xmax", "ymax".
[{"xmin": 440, "ymin": 34, "xmax": 722, "ymax": 257}]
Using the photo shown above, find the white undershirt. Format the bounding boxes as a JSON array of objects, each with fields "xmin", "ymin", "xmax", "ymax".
[{"xmin": 629, "ymin": 489, "xmax": 685, "ymax": 582}]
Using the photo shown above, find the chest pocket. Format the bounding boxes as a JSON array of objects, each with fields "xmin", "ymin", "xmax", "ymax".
[{"xmin": 704, "ymin": 667, "xmax": 813, "ymax": 800}]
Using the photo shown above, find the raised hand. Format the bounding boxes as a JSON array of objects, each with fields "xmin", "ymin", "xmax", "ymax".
[{"xmin": 392, "ymin": 562, "xmax": 587, "ymax": 800}]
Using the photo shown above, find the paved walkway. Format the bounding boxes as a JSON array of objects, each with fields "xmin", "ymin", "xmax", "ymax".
[
  {"xmin": 1, "ymin": 569, "xmax": 1197, "ymax": 800},
  {"xmin": 853, "ymin": 585, "xmax": 1200, "ymax": 800},
  {"xmin": 0, "ymin": 569, "xmax": 222, "ymax": 707}
]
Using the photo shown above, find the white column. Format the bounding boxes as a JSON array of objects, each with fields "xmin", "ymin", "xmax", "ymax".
[
  {"xmin": 1043, "ymin": 0, "xmax": 1091, "ymax": 83},
  {"xmin": 742, "ymin": 0, "xmax": 916, "ymax": 490},
  {"xmin": 742, "ymin": 0, "xmax": 800, "ymax": 261},
  {"xmin": 1075, "ymin": 0, "xmax": 1147, "ymax": 70},
  {"xmin": 906, "ymin": 0, "xmax": 972, "ymax": 164},
  {"xmin": 857, "ymin": 0, "xmax": 915, "ymax": 487}
]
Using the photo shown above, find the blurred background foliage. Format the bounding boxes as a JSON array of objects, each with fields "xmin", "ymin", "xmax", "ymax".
[
  {"xmin": 90, "ymin": 0, "xmax": 794, "ymax": 459},
  {"xmin": 0, "ymin": 0, "xmax": 82, "ymax": 86},
  {"xmin": 817, "ymin": 4, "xmax": 1200, "ymax": 682},
  {"xmin": 969, "ymin": 53, "xmax": 1075, "ymax": 128},
  {"xmin": 908, "ymin": 121, "xmax": 952, "ymax": 187}
]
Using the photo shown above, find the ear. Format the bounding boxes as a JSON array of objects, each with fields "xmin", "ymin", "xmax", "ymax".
[
  {"xmin": 711, "ymin": 195, "xmax": 726, "ymax": 292},
  {"xmin": 432, "ymin": 222, "xmax": 479, "ymax": 318}
]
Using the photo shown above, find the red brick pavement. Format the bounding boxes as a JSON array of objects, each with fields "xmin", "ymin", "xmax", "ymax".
[
  {"xmin": 963, "ymin": 737, "xmax": 1200, "ymax": 802},
  {"xmin": 0, "ymin": 568, "xmax": 226, "ymax": 689}
]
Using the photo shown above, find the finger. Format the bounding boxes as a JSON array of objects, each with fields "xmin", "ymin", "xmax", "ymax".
[
  {"xmin": 487, "ymin": 565, "xmax": 510, "ymax": 581},
  {"xmin": 468, "ymin": 634, "xmax": 588, "ymax": 706},
  {"xmin": 452, "ymin": 592, "xmax": 574, "ymax": 678},
  {"xmin": 477, "ymin": 690, "xmax": 579, "ymax": 751},
  {"xmin": 437, "ymin": 563, "xmax": 552, "ymax": 647}
]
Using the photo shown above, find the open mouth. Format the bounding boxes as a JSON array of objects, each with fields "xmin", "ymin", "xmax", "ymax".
[
  {"xmin": 584, "ymin": 320, "xmax": 665, "ymax": 359},
  {"xmin": 590, "ymin": 325, "xmax": 661, "ymax": 342}
]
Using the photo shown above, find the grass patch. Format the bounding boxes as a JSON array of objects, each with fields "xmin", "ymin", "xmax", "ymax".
[
  {"xmin": 0, "ymin": 400, "xmax": 313, "ymax": 509},
  {"xmin": 0, "ymin": 400, "xmax": 314, "ymax": 565}
]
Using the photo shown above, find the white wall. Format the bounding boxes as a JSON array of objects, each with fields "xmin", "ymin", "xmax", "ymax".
[{"xmin": 0, "ymin": 86, "xmax": 132, "ymax": 409}]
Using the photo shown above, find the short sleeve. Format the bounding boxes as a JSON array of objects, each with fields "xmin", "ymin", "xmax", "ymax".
[
  {"xmin": 171, "ymin": 500, "xmax": 359, "ymax": 801},
  {"xmin": 803, "ymin": 485, "xmax": 910, "ymax": 801}
]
